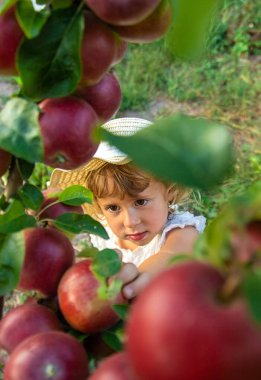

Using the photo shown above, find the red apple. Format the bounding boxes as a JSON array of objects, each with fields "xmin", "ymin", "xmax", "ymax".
[
  {"xmin": 231, "ymin": 221, "xmax": 261, "ymax": 264},
  {"xmin": 0, "ymin": 303, "xmax": 62, "ymax": 353},
  {"xmin": 18, "ymin": 227, "xmax": 75, "ymax": 296},
  {"xmin": 77, "ymin": 73, "xmax": 122, "ymax": 122},
  {"xmin": 81, "ymin": 11, "xmax": 118, "ymax": 85},
  {"xmin": 58, "ymin": 259, "xmax": 123, "ymax": 333},
  {"xmin": 39, "ymin": 96, "xmax": 98, "ymax": 170},
  {"xmin": 247, "ymin": 221, "xmax": 261, "ymax": 250},
  {"xmin": 112, "ymin": 35, "xmax": 128, "ymax": 65},
  {"xmin": 85, "ymin": 0, "xmax": 161, "ymax": 26},
  {"xmin": 0, "ymin": 6, "xmax": 24, "ymax": 75},
  {"xmin": 0, "ymin": 149, "xmax": 12, "ymax": 177},
  {"xmin": 126, "ymin": 261, "xmax": 261, "ymax": 380},
  {"xmin": 112, "ymin": 0, "xmax": 173, "ymax": 43},
  {"xmin": 3, "ymin": 331, "xmax": 89, "ymax": 380},
  {"xmin": 89, "ymin": 352, "xmax": 138, "ymax": 380},
  {"xmin": 38, "ymin": 188, "xmax": 83, "ymax": 222}
]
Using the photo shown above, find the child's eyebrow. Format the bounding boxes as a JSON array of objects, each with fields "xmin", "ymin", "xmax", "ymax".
[
  {"xmin": 97, "ymin": 198, "xmax": 119, "ymax": 206},
  {"xmin": 136, "ymin": 189, "xmax": 153, "ymax": 197}
]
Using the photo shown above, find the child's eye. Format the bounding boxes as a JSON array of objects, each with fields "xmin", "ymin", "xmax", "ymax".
[
  {"xmin": 135, "ymin": 199, "xmax": 148, "ymax": 207},
  {"xmin": 106, "ymin": 205, "xmax": 120, "ymax": 213}
]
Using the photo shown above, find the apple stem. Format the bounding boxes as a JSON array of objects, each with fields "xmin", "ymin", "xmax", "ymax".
[
  {"xmin": 5, "ymin": 157, "xmax": 23, "ymax": 201},
  {"xmin": 38, "ymin": 217, "xmax": 56, "ymax": 225},
  {"xmin": 36, "ymin": 200, "xmax": 61, "ymax": 219}
]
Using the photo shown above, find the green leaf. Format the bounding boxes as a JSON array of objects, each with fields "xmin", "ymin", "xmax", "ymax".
[
  {"xmin": 243, "ymin": 269, "xmax": 261, "ymax": 326},
  {"xmin": 16, "ymin": 0, "xmax": 50, "ymax": 39},
  {"xmin": 112, "ymin": 304, "xmax": 130, "ymax": 320},
  {"xmin": 99, "ymin": 114, "xmax": 234, "ymax": 191},
  {"xmin": 194, "ymin": 182, "xmax": 261, "ymax": 267},
  {"xmin": 107, "ymin": 278, "xmax": 123, "ymax": 300},
  {"xmin": 54, "ymin": 213, "xmax": 109, "ymax": 239},
  {"xmin": 35, "ymin": 0, "xmax": 49, "ymax": 5},
  {"xmin": 167, "ymin": 254, "xmax": 193, "ymax": 266},
  {"xmin": 16, "ymin": 158, "xmax": 35, "ymax": 180},
  {"xmin": 0, "ymin": 231, "xmax": 25, "ymax": 296},
  {"xmin": 0, "ymin": 98, "xmax": 43, "ymax": 163},
  {"xmin": 77, "ymin": 246, "xmax": 99, "ymax": 258},
  {"xmin": 101, "ymin": 330, "xmax": 123, "ymax": 352},
  {"xmin": 18, "ymin": 183, "xmax": 44, "ymax": 211},
  {"xmin": 96, "ymin": 276, "xmax": 108, "ymax": 300},
  {"xmin": 59, "ymin": 185, "xmax": 93, "ymax": 206},
  {"xmin": 0, "ymin": 195, "xmax": 9, "ymax": 212},
  {"xmin": 17, "ymin": 5, "xmax": 84, "ymax": 101},
  {"xmin": 0, "ymin": 0, "xmax": 16, "ymax": 15},
  {"xmin": 0, "ymin": 200, "xmax": 37, "ymax": 234},
  {"xmin": 166, "ymin": 0, "xmax": 221, "ymax": 60},
  {"xmin": 52, "ymin": 0, "xmax": 74, "ymax": 9},
  {"xmin": 92, "ymin": 249, "xmax": 122, "ymax": 278},
  {"xmin": 67, "ymin": 329, "xmax": 87, "ymax": 343}
]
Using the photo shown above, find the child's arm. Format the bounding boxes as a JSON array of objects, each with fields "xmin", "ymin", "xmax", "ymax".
[
  {"xmin": 118, "ymin": 226, "xmax": 198, "ymax": 299},
  {"xmin": 139, "ymin": 226, "xmax": 198, "ymax": 273}
]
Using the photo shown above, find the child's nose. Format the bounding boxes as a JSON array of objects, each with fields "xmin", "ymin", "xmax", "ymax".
[{"xmin": 123, "ymin": 209, "xmax": 140, "ymax": 228}]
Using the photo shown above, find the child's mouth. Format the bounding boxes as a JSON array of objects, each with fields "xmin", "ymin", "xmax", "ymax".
[{"xmin": 126, "ymin": 232, "xmax": 147, "ymax": 241}]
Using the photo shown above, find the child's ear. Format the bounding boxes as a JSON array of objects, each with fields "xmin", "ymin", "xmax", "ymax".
[{"xmin": 166, "ymin": 185, "xmax": 175, "ymax": 203}]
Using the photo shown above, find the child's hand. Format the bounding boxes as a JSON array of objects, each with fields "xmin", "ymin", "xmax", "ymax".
[{"xmin": 116, "ymin": 263, "xmax": 152, "ymax": 300}]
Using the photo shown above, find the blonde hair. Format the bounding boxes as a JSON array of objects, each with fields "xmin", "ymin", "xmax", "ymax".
[{"xmin": 83, "ymin": 160, "xmax": 190, "ymax": 219}]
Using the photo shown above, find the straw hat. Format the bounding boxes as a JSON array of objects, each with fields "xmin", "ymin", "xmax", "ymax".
[{"xmin": 50, "ymin": 117, "xmax": 152, "ymax": 189}]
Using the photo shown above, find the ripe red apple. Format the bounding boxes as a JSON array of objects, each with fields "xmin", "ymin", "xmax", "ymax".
[
  {"xmin": 0, "ymin": 149, "xmax": 12, "ymax": 177},
  {"xmin": 3, "ymin": 331, "xmax": 89, "ymax": 380},
  {"xmin": 80, "ymin": 11, "xmax": 118, "ymax": 85},
  {"xmin": 38, "ymin": 188, "xmax": 83, "ymax": 222},
  {"xmin": 112, "ymin": 35, "xmax": 128, "ymax": 65},
  {"xmin": 77, "ymin": 73, "xmax": 122, "ymax": 122},
  {"xmin": 39, "ymin": 96, "xmax": 98, "ymax": 170},
  {"xmin": 112, "ymin": 0, "xmax": 173, "ymax": 43},
  {"xmin": 89, "ymin": 352, "xmax": 138, "ymax": 380},
  {"xmin": 247, "ymin": 221, "xmax": 261, "ymax": 250},
  {"xmin": 18, "ymin": 227, "xmax": 75, "ymax": 297},
  {"xmin": 58, "ymin": 259, "xmax": 123, "ymax": 333},
  {"xmin": 231, "ymin": 221, "xmax": 261, "ymax": 264},
  {"xmin": 126, "ymin": 261, "xmax": 261, "ymax": 380},
  {"xmin": 0, "ymin": 303, "xmax": 62, "ymax": 353},
  {"xmin": 85, "ymin": 0, "xmax": 161, "ymax": 26},
  {"xmin": 0, "ymin": 6, "xmax": 24, "ymax": 75}
]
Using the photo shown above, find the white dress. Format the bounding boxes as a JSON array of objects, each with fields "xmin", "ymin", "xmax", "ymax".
[{"xmin": 74, "ymin": 211, "xmax": 206, "ymax": 267}]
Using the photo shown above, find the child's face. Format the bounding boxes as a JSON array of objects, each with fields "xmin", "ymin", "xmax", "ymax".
[{"xmin": 97, "ymin": 178, "xmax": 172, "ymax": 250}]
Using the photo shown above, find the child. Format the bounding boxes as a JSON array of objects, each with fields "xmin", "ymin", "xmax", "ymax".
[{"xmin": 50, "ymin": 117, "xmax": 206, "ymax": 299}]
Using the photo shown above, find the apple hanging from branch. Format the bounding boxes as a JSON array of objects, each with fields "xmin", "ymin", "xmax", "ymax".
[
  {"xmin": 0, "ymin": 6, "xmax": 23, "ymax": 75},
  {"xmin": 39, "ymin": 96, "xmax": 99, "ymax": 170},
  {"xmin": 3, "ymin": 331, "xmax": 89, "ymax": 380},
  {"xmin": 18, "ymin": 227, "xmax": 75, "ymax": 297},
  {"xmin": 77, "ymin": 72, "xmax": 122, "ymax": 123},
  {"xmin": 111, "ymin": 0, "xmax": 173, "ymax": 43},
  {"xmin": 85, "ymin": 0, "xmax": 161, "ymax": 26},
  {"xmin": 80, "ymin": 11, "xmax": 119, "ymax": 85},
  {"xmin": 126, "ymin": 261, "xmax": 261, "ymax": 380},
  {"xmin": 0, "ymin": 302, "xmax": 62, "ymax": 354},
  {"xmin": 58, "ymin": 259, "xmax": 124, "ymax": 334}
]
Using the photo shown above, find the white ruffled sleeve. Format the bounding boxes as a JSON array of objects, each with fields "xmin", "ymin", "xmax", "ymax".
[{"xmin": 159, "ymin": 211, "xmax": 206, "ymax": 246}]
